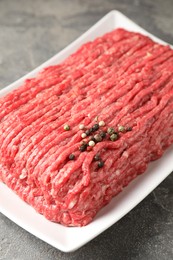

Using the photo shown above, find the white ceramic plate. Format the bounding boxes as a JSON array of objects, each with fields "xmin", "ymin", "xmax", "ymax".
[{"xmin": 0, "ymin": 10, "xmax": 172, "ymax": 252}]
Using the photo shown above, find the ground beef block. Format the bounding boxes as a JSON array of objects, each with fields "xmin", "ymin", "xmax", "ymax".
[{"xmin": 0, "ymin": 28, "xmax": 173, "ymax": 227}]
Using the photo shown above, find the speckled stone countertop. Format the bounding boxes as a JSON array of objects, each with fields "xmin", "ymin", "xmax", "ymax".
[{"xmin": 0, "ymin": 0, "xmax": 173, "ymax": 259}]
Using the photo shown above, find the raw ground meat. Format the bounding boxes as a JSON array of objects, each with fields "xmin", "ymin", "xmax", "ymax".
[{"xmin": 0, "ymin": 28, "xmax": 173, "ymax": 226}]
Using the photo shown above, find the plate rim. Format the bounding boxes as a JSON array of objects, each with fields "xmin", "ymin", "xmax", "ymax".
[{"xmin": 0, "ymin": 10, "xmax": 173, "ymax": 252}]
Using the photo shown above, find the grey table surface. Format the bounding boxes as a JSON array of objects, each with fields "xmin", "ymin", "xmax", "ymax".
[{"xmin": 0, "ymin": 0, "xmax": 173, "ymax": 259}]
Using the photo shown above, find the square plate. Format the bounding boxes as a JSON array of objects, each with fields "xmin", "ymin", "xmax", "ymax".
[{"xmin": 0, "ymin": 10, "xmax": 173, "ymax": 252}]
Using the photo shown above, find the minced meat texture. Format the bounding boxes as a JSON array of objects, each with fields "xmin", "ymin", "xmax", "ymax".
[{"xmin": 0, "ymin": 28, "xmax": 173, "ymax": 226}]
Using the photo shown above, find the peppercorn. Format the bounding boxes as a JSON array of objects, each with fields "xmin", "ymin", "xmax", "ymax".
[
  {"xmin": 118, "ymin": 125, "xmax": 126, "ymax": 133},
  {"xmin": 94, "ymin": 154, "xmax": 101, "ymax": 161},
  {"xmin": 69, "ymin": 154, "xmax": 75, "ymax": 160},
  {"xmin": 99, "ymin": 120, "xmax": 105, "ymax": 127},
  {"xmin": 98, "ymin": 160, "xmax": 104, "ymax": 168},
  {"xmin": 89, "ymin": 136, "xmax": 96, "ymax": 142},
  {"xmin": 85, "ymin": 129, "xmax": 92, "ymax": 136},
  {"xmin": 81, "ymin": 133, "xmax": 87, "ymax": 139},
  {"xmin": 79, "ymin": 143, "xmax": 87, "ymax": 152},
  {"xmin": 110, "ymin": 133, "xmax": 119, "ymax": 141},
  {"xmin": 79, "ymin": 124, "xmax": 85, "ymax": 130},
  {"xmin": 94, "ymin": 134, "xmax": 102, "ymax": 142},
  {"xmin": 88, "ymin": 140, "xmax": 95, "ymax": 147},
  {"xmin": 107, "ymin": 127, "xmax": 115, "ymax": 135},
  {"xmin": 92, "ymin": 124, "xmax": 99, "ymax": 132},
  {"xmin": 100, "ymin": 131, "xmax": 106, "ymax": 138},
  {"xmin": 64, "ymin": 124, "xmax": 70, "ymax": 131},
  {"xmin": 126, "ymin": 126, "xmax": 132, "ymax": 131}
]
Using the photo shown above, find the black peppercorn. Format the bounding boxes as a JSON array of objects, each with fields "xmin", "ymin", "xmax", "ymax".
[
  {"xmin": 85, "ymin": 129, "xmax": 91, "ymax": 136},
  {"xmin": 89, "ymin": 136, "xmax": 96, "ymax": 142},
  {"xmin": 92, "ymin": 124, "xmax": 99, "ymax": 132},
  {"xmin": 126, "ymin": 126, "xmax": 132, "ymax": 131},
  {"xmin": 98, "ymin": 160, "xmax": 104, "ymax": 168},
  {"xmin": 100, "ymin": 131, "xmax": 106, "ymax": 138},
  {"xmin": 79, "ymin": 143, "xmax": 87, "ymax": 152},
  {"xmin": 69, "ymin": 154, "xmax": 75, "ymax": 160},
  {"xmin": 94, "ymin": 154, "xmax": 101, "ymax": 161}
]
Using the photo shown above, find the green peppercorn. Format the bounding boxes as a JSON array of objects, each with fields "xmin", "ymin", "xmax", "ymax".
[
  {"xmin": 110, "ymin": 133, "xmax": 119, "ymax": 141},
  {"xmin": 107, "ymin": 127, "xmax": 115, "ymax": 135},
  {"xmin": 98, "ymin": 160, "xmax": 104, "ymax": 168},
  {"xmin": 64, "ymin": 124, "xmax": 70, "ymax": 131},
  {"xmin": 69, "ymin": 154, "xmax": 75, "ymax": 160},
  {"xmin": 118, "ymin": 125, "xmax": 126, "ymax": 132}
]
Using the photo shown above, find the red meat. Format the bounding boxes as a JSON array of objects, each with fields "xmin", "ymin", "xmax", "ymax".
[{"xmin": 0, "ymin": 28, "xmax": 173, "ymax": 226}]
